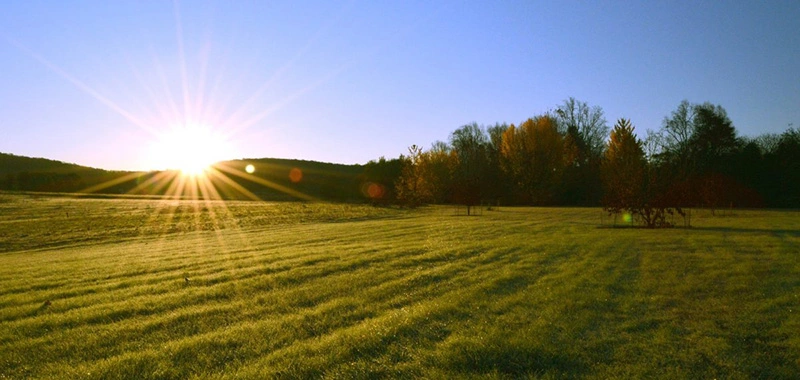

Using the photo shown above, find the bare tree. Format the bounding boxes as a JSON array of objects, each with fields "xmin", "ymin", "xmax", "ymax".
[
  {"xmin": 555, "ymin": 97, "xmax": 609, "ymax": 161},
  {"xmin": 556, "ymin": 98, "xmax": 608, "ymax": 205},
  {"xmin": 661, "ymin": 100, "xmax": 695, "ymax": 155}
]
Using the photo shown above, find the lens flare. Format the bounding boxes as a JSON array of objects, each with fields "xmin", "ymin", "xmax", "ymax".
[
  {"xmin": 623, "ymin": 213, "xmax": 632, "ymax": 224},
  {"xmin": 289, "ymin": 168, "xmax": 303, "ymax": 183},
  {"xmin": 367, "ymin": 183, "xmax": 384, "ymax": 199},
  {"xmin": 245, "ymin": 164, "xmax": 255, "ymax": 174}
]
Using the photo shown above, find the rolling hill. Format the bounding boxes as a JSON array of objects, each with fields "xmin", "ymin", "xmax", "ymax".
[
  {"xmin": 0, "ymin": 152, "xmax": 138, "ymax": 194},
  {"xmin": 0, "ymin": 152, "xmax": 400, "ymax": 203}
]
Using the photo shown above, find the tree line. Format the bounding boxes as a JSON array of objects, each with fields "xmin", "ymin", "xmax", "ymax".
[
  {"xmin": 361, "ymin": 98, "xmax": 799, "ymax": 220},
  {"xmin": 3, "ymin": 100, "xmax": 797, "ymax": 213}
]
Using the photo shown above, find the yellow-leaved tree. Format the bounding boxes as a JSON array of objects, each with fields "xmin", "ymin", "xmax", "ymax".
[
  {"xmin": 395, "ymin": 145, "xmax": 431, "ymax": 207},
  {"xmin": 499, "ymin": 115, "xmax": 564, "ymax": 204}
]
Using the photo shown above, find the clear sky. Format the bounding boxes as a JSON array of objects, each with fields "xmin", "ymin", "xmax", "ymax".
[{"xmin": 1, "ymin": 0, "xmax": 798, "ymax": 171}]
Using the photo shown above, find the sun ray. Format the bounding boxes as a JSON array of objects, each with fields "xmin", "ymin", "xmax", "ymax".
[
  {"xmin": 214, "ymin": 163, "xmax": 318, "ymax": 202},
  {"xmin": 225, "ymin": 2, "xmax": 439, "ymax": 136},
  {"xmin": 197, "ymin": 178, "xmax": 228, "ymax": 228},
  {"xmin": 165, "ymin": 172, "xmax": 188, "ymax": 200},
  {"xmin": 2, "ymin": 34, "xmax": 157, "ymax": 135},
  {"xmin": 173, "ymin": 0, "xmax": 192, "ymax": 125},
  {"xmin": 199, "ymin": 197, "xmax": 231, "ymax": 249},
  {"xmin": 78, "ymin": 171, "xmax": 147, "ymax": 194},
  {"xmin": 189, "ymin": 179, "xmax": 203, "ymax": 236},
  {"xmin": 230, "ymin": 66, "xmax": 348, "ymax": 135},
  {"xmin": 127, "ymin": 171, "xmax": 176, "ymax": 196},
  {"xmin": 219, "ymin": 35, "xmax": 316, "ymax": 131},
  {"xmin": 204, "ymin": 53, "xmax": 237, "ymax": 129},
  {"xmin": 143, "ymin": 189, "xmax": 187, "ymax": 236},
  {"xmin": 124, "ymin": 52, "xmax": 179, "ymax": 134},
  {"xmin": 150, "ymin": 47, "xmax": 184, "ymax": 128},
  {"xmin": 3, "ymin": 2, "xmax": 384, "ymax": 232},
  {"xmin": 193, "ymin": 42, "xmax": 213, "ymax": 124},
  {"xmin": 205, "ymin": 167, "xmax": 264, "ymax": 201},
  {"xmin": 221, "ymin": 1, "xmax": 356, "ymax": 135},
  {"xmin": 157, "ymin": 199, "xmax": 182, "ymax": 233},
  {"xmin": 186, "ymin": 170, "xmax": 249, "ymax": 254}
]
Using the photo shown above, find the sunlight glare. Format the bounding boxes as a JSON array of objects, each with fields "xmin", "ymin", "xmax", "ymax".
[{"xmin": 145, "ymin": 123, "xmax": 235, "ymax": 176}]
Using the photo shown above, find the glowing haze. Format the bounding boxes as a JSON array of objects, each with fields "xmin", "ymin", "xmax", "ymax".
[
  {"xmin": 144, "ymin": 123, "xmax": 235, "ymax": 175},
  {"xmin": 0, "ymin": 1, "xmax": 798, "ymax": 171}
]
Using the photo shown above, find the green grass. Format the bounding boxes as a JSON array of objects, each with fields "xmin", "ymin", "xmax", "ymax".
[
  {"xmin": 1, "ymin": 193, "xmax": 799, "ymax": 378},
  {"xmin": 0, "ymin": 194, "xmax": 400, "ymax": 253}
]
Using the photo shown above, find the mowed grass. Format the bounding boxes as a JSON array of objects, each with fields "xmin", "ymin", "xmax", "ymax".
[{"xmin": 1, "ymin": 194, "xmax": 799, "ymax": 379}]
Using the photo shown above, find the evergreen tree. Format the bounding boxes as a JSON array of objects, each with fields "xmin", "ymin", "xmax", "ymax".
[{"xmin": 602, "ymin": 118, "xmax": 646, "ymax": 217}]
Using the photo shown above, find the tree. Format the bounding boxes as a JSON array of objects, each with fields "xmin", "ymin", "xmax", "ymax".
[
  {"xmin": 450, "ymin": 123, "xmax": 489, "ymax": 214},
  {"xmin": 420, "ymin": 141, "xmax": 456, "ymax": 204},
  {"xmin": 647, "ymin": 101, "xmax": 745, "ymax": 211},
  {"xmin": 689, "ymin": 102, "xmax": 738, "ymax": 172},
  {"xmin": 3, "ymin": 173, "xmax": 16, "ymax": 190},
  {"xmin": 604, "ymin": 118, "xmax": 688, "ymax": 227},
  {"xmin": 655, "ymin": 100, "xmax": 695, "ymax": 164},
  {"xmin": 773, "ymin": 128, "xmax": 800, "ymax": 206},
  {"xmin": 361, "ymin": 157, "xmax": 403, "ymax": 204},
  {"xmin": 555, "ymin": 98, "xmax": 608, "ymax": 205},
  {"xmin": 728, "ymin": 138, "xmax": 764, "ymax": 207},
  {"xmin": 555, "ymin": 97, "xmax": 609, "ymax": 159},
  {"xmin": 754, "ymin": 133, "xmax": 781, "ymax": 155},
  {"xmin": 395, "ymin": 145, "xmax": 431, "ymax": 206},
  {"xmin": 688, "ymin": 103, "xmax": 740, "ymax": 212},
  {"xmin": 485, "ymin": 123, "xmax": 510, "ymax": 203},
  {"xmin": 602, "ymin": 118, "xmax": 646, "ymax": 218},
  {"xmin": 498, "ymin": 116, "xmax": 564, "ymax": 205},
  {"xmin": 647, "ymin": 100, "xmax": 697, "ymax": 210},
  {"xmin": 520, "ymin": 116, "xmax": 564, "ymax": 205}
]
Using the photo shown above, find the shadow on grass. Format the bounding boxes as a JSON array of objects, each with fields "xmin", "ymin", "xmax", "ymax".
[
  {"xmin": 596, "ymin": 225, "xmax": 682, "ymax": 230},
  {"xmin": 689, "ymin": 226, "xmax": 800, "ymax": 236},
  {"xmin": 442, "ymin": 340, "xmax": 587, "ymax": 377},
  {"xmin": 595, "ymin": 225, "xmax": 799, "ymax": 236},
  {"xmin": 485, "ymin": 274, "xmax": 530, "ymax": 296}
]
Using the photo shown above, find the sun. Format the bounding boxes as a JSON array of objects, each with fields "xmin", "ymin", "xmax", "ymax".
[{"xmin": 145, "ymin": 123, "xmax": 235, "ymax": 176}]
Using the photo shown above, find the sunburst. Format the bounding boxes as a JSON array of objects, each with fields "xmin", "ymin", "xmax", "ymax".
[
  {"xmin": 5, "ymin": 0, "xmax": 365, "ymax": 241},
  {"xmin": 144, "ymin": 123, "xmax": 233, "ymax": 177}
]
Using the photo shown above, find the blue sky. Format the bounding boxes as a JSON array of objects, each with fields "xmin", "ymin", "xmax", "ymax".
[{"xmin": 1, "ymin": 0, "xmax": 798, "ymax": 171}]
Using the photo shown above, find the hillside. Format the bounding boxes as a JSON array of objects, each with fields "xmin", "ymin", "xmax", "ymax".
[
  {"xmin": 209, "ymin": 158, "xmax": 368, "ymax": 201},
  {"xmin": 0, "ymin": 153, "xmax": 98, "ymax": 175},
  {"xmin": 0, "ymin": 152, "xmax": 138, "ymax": 194},
  {"xmin": 0, "ymin": 152, "xmax": 397, "ymax": 202}
]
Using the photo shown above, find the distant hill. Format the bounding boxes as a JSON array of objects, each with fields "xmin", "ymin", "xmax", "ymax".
[
  {"xmin": 0, "ymin": 152, "xmax": 99, "ymax": 175},
  {"xmin": 0, "ymin": 152, "xmax": 141, "ymax": 194},
  {"xmin": 0, "ymin": 152, "xmax": 403, "ymax": 203},
  {"xmin": 209, "ymin": 158, "xmax": 367, "ymax": 201}
]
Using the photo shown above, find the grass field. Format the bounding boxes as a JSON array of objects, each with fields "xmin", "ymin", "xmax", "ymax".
[{"xmin": 1, "ymin": 193, "xmax": 799, "ymax": 379}]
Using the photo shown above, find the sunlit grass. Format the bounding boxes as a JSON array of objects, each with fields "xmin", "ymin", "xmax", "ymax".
[
  {"xmin": 1, "ymin": 194, "xmax": 799, "ymax": 378},
  {"xmin": 0, "ymin": 195, "xmax": 397, "ymax": 253}
]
